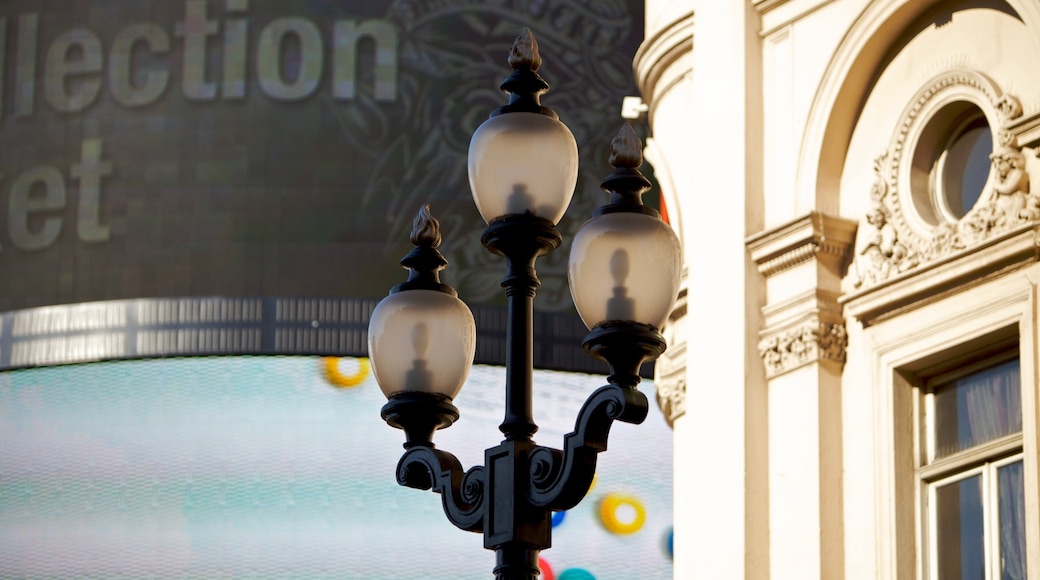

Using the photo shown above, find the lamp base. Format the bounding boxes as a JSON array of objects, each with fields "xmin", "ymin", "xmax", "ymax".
[
  {"xmin": 481, "ymin": 214, "xmax": 562, "ymax": 264},
  {"xmin": 582, "ymin": 321, "xmax": 667, "ymax": 387},
  {"xmin": 381, "ymin": 392, "xmax": 460, "ymax": 448}
]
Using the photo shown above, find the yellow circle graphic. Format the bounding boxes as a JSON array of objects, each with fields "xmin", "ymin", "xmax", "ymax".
[
  {"xmin": 322, "ymin": 357, "xmax": 370, "ymax": 388},
  {"xmin": 598, "ymin": 492, "xmax": 646, "ymax": 535}
]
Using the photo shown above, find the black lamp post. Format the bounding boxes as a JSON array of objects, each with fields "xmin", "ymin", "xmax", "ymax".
[{"xmin": 367, "ymin": 29, "xmax": 682, "ymax": 580}]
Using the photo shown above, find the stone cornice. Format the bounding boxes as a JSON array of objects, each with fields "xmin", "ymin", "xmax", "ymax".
[
  {"xmin": 1007, "ymin": 111, "xmax": 1040, "ymax": 149},
  {"xmin": 749, "ymin": 212, "xmax": 856, "ymax": 378},
  {"xmin": 747, "ymin": 212, "xmax": 858, "ymax": 277},
  {"xmin": 755, "ymin": 0, "xmax": 843, "ymax": 36}
]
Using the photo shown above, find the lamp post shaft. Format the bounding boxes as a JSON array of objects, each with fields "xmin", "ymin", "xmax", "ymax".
[
  {"xmin": 495, "ymin": 544, "xmax": 542, "ymax": 580},
  {"xmin": 503, "ymin": 291, "xmax": 536, "ymax": 440},
  {"xmin": 502, "ymin": 254, "xmax": 537, "ymax": 441},
  {"xmin": 482, "ymin": 215, "xmax": 562, "ymax": 442},
  {"xmin": 479, "ymin": 214, "xmax": 562, "ymax": 578}
]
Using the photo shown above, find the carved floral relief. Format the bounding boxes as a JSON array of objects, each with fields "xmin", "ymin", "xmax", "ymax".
[{"xmin": 758, "ymin": 319, "xmax": 847, "ymax": 378}]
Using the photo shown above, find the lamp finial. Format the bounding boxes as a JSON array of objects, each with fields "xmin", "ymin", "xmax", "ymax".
[
  {"xmin": 596, "ymin": 124, "xmax": 656, "ymax": 217},
  {"xmin": 507, "ymin": 28, "xmax": 542, "ymax": 72},
  {"xmin": 491, "ymin": 28, "xmax": 555, "ymax": 118},
  {"xmin": 609, "ymin": 124, "xmax": 643, "ymax": 170},
  {"xmin": 393, "ymin": 205, "xmax": 454, "ymax": 296},
  {"xmin": 410, "ymin": 204, "xmax": 442, "ymax": 248}
]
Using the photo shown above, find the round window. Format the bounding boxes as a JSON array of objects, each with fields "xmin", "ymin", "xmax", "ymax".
[
  {"xmin": 933, "ymin": 115, "xmax": 992, "ymax": 220},
  {"xmin": 909, "ymin": 102, "xmax": 994, "ymax": 226}
]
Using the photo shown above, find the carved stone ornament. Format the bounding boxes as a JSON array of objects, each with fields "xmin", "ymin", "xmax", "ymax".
[
  {"xmin": 655, "ymin": 375, "xmax": 686, "ymax": 427},
  {"xmin": 848, "ymin": 71, "xmax": 1036, "ymax": 292},
  {"xmin": 654, "ymin": 277, "xmax": 687, "ymax": 428},
  {"xmin": 758, "ymin": 319, "xmax": 848, "ymax": 378}
]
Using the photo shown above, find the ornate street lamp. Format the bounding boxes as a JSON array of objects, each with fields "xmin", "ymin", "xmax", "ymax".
[{"xmin": 368, "ymin": 29, "xmax": 682, "ymax": 580}]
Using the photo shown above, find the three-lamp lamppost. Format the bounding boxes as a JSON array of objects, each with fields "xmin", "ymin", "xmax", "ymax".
[{"xmin": 366, "ymin": 29, "xmax": 682, "ymax": 579}]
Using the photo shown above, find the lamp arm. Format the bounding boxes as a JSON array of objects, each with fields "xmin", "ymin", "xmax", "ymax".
[
  {"xmin": 397, "ymin": 446, "xmax": 486, "ymax": 533},
  {"xmin": 526, "ymin": 383, "xmax": 648, "ymax": 511}
]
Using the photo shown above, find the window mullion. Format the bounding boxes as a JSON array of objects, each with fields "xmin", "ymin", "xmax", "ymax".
[
  {"xmin": 985, "ymin": 461, "xmax": 998, "ymax": 580},
  {"xmin": 927, "ymin": 482, "xmax": 938, "ymax": 580}
]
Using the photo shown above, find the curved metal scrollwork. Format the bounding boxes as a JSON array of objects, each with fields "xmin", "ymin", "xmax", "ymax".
[
  {"xmin": 397, "ymin": 446, "xmax": 485, "ymax": 533},
  {"xmin": 527, "ymin": 383, "xmax": 649, "ymax": 511}
]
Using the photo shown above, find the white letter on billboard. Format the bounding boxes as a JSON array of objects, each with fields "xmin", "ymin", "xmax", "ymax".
[
  {"xmin": 174, "ymin": 0, "xmax": 219, "ymax": 101},
  {"xmin": 71, "ymin": 138, "xmax": 112, "ymax": 243},
  {"xmin": 45, "ymin": 27, "xmax": 103, "ymax": 113},
  {"xmin": 333, "ymin": 20, "xmax": 397, "ymax": 102},
  {"xmin": 15, "ymin": 13, "xmax": 38, "ymax": 118},
  {"xmin": 223, "ymin": 0, "xmax": 249, "ymax": 99},
  {"xmin": 257, "ymin": 18, "xmax": 322, "ymax": 101},
  {"xmin": 9, "ymin": 165, "xmax": 66, "ymax": 251},
  {"xmin": 110, "ymin": 24, "xmax": 171, "ymax": 107}
]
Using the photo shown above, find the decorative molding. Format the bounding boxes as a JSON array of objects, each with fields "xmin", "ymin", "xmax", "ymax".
[
  {"xmin": 633, "ymin": 10, "xmax": 693, "ymax": 127},
  {"xmin": 655, "ymin": 373, "xmax": 686, "ymax": 427},
  {"xmin": 747, "ymin": 212, "xmax": 858, "ymax": 278},
  {"xmin": 758, "ymin": 318, "xmax": 848, "ymax": 378},
  {"xmin": 748, "ymin": 212, "xmax": 856, "ymax": 378},
  {"xmin": 761, "ymin": 289, "xmax": 843, "ymax": 329},
  {"xmin": 842, "ymin": 224, "xmax": 1040, "ymax": 325},
  {"xmin": 1007, "ymin": 110, "xmax": 1040, "ymax": 149},
  {"xmin": 846, "ymin": 70, "xmax": 1038, "ymax": 296},
  {"xmin": 655, "ymin": 273, "xmax": 688, "ymax": 427},
  {"xmin": 755, "ymin": 0, "xmax": 843, "ymax": 36}
]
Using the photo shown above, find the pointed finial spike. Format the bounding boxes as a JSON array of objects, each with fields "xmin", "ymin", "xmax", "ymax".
[
  {"xmin": 609, "ymin": 124, "xmax": 643, "ymax": 169},
  {"xmin": 410, "ymin": 204, "xmax": 442, "ymax": 248},
  {"xmin": 507, "ymin": 28, "xmax": 542, "ymax": 72}
]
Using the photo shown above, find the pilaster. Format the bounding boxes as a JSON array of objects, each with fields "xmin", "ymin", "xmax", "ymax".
[{"xmin": 747, "ymin": 211, "xmax": 856, "ymax": 580}]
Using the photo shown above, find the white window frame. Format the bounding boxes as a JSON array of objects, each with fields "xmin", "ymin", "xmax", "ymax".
[
  {"xmin": 923, "ymin": 452, "xmax": 1025, "ymax": 580},
  {"xmin": 845, "ymin": 271, "xmax": 1040, "ymax": 579},
  {"xmin": 915, "ymin": 348, "xmax": 1026, "ymax": 580}
]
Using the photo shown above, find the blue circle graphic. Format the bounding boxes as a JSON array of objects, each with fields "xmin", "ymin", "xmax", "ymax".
[
  {"xmin": 551, "ymin": 510, "xmax": 567, "ymax": 528},
  {"xmin": 558, "ymin": 568, "xmax": 596, "ymax": 580}
]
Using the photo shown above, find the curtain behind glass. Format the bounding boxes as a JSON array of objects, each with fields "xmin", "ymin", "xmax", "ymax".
[{"xmin": 934, "ymin": 359, "xmax": 1021, "ymax": 459}]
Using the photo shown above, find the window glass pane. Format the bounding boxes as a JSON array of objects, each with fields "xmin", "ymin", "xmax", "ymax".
[
  {"xmin": 934, "ymin": 358, "xmax": 1021, "ymax": 458},
  {"xmin": 999, "ymin": 461, "xmax": 1027, "ymax": 580},
  {"xmin": 942, "ymin": 123, "xmax": 992, "ymax": 217},
  {"xmin": 936, "ymin": 475, "xmax": 985, "ymax": 580}
]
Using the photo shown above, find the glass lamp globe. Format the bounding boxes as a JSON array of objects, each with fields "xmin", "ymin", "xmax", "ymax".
[
  {"xmin": 368, "ymin": 288, "xmax": 476, "ymax": 401},
  {"xmin": 468, "ymin": 111, "xmax": 578, "ymax": 225},
  {"xmin": 568, "ymin": 212, "xmax": 682, "ymax": 330}
]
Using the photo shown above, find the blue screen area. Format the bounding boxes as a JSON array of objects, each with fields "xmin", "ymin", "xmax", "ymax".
[{"xmin": 0, "ymin": 357, "xmax": 672, "ymax": 579}]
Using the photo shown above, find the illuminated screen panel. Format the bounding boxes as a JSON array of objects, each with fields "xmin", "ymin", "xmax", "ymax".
[
  {"xmin": 0, "ymin": 1, "xmax": 648, "ymax": 312},
  {"xmin": 0, "ymin": 357, "xmax": 673, "ymax": 579}
]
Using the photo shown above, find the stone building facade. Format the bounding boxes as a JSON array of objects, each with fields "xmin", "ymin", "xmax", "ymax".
[{"xmin": 638, "ymin": 1, "xmax": 1040, "ymax": 578}]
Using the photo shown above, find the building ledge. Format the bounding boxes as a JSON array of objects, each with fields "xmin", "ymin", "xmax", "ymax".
[{"xmin": 841, "ymin": 224, "xmax": 1040, "ymax": 326}]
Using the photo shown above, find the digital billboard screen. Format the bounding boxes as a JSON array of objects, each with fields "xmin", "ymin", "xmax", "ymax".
[
  {"xmin": 0, "ymin": 1, "xmax": 646, "ymax": 312},
  {"xmin": 0, "ymin": 356, "xmax": 673, "ymax": 579}
]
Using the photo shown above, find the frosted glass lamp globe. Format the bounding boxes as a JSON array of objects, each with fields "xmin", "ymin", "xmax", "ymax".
[
  {"xmin": 568, "ymin": 212, "xmax": 682, "ymax": 330},
  {"xmin": 468, "ymin": 111, "xmax": 578, "ymax": 225},
  {"xmin": 368, "ymin": 288, "xmax": 476, "ymax": 401}
]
